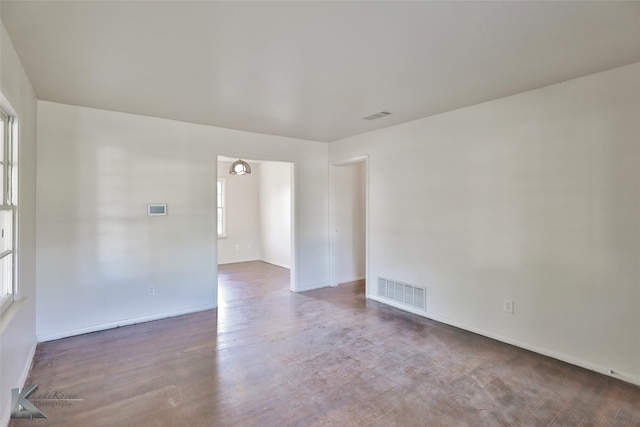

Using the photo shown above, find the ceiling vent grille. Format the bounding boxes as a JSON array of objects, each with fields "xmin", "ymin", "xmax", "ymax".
[
  {"xmin": 377, "ymin": 277, "xmax": 426, "ymax": 311},
  {"xmin": 363, "ymin": 111, "xmax": 391, "ymax": 120}
]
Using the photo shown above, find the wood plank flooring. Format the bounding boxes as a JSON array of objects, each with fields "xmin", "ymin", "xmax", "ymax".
[{"xmin": 10, "ymin": 261, "xmax": 640, "ymax": 426}]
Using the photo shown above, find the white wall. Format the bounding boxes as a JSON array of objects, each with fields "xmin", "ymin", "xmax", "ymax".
[
  {"xmin": 259, "ymin": 161, "xmax": 291, "ymax": 269},
  {"xmin": 36, "ymin": 101, "xmax": 329, "ymax": 341},
  {"xmin": 329, "ymin": 61, "xmax": 640, "ymax": 385},
  {"xmin": 217, "ymin": 160, "xmax": 261, "ymax": 264},
  {"xmin": 331, "ymin": 161, "xmax": 365, "ymax": 284},
  {"xmin": 0, "ymin": 23, "xmax": 38, "ymax": 426}
]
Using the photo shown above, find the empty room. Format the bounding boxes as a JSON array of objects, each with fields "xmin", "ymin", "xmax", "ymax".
[{"xmin": 1, "ymin": 1, "xmax": 640, "ymax": 426}]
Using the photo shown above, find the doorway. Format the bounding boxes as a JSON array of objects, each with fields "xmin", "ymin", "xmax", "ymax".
[
  {"xmin": 331, "ymin": 159, "xmax": 367, "ymax": 290},
  {"xmin": 215, "ymin": 156, "xmax": 295, "ymax": 306}
]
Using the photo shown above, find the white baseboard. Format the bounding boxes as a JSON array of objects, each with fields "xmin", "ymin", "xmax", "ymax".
[
  {"xmin": 1, "ymin": 342, "xmax": 37, "ymax": 427},
  {"xmin": 18, "ymin": 342, "xmax": 37, "ymax": 387},
  {"xmin": 37, "ymin": 304, "xmax": 217, "ymax": 342},
  {"xmin": 295, "ymin": 282, "xmax": 329, "ymax": 292},
  {"xmin": 367, "ymin": 295, "xmax": 640, "ymax": 387},
  {"xmin": 261, "ymin": 259, "xmax": 291, "ymax": 269},
  {"xmin": 218, "ymin": 260, "xmax": 256, "ymax": 265},
  {"xmin": 338, "ymin": 275, "xmax": 365, "ymax": 285},
  {"xmin": 367, "ymin": 294, "xmax": 429, "ymax": 317}
]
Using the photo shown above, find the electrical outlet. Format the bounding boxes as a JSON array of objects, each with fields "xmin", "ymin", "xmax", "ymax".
[
  {"xmin": 148, "ymin": 286, "xmax": 155, "ymax": 296},
  {"xmin": 235, "ymin": 244, "xmax": 240, "ymax": 251},
  {"xmin": 503, "ymin": 299, "xmax": 513, "ymax": 314}
]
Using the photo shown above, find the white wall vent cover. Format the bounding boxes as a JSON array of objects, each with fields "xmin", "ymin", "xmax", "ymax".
[{"xmin": 377, "ymin": 277, "xmax": 426, "ymax": 311}]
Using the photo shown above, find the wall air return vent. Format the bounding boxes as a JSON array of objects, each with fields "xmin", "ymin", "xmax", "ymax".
[{"xmin": 377, "ymin": 277, "xmax": 426, "ymax": 311}]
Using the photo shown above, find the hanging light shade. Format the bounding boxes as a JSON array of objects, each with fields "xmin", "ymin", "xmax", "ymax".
[{"xmin": 229, "ymin": 159, "xmax": 252, "ymax": 175}]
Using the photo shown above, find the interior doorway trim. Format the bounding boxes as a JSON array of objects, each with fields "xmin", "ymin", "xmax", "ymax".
[{"xmin": 329, "ymin": 155, "xmax": 369, "ymax": 296}]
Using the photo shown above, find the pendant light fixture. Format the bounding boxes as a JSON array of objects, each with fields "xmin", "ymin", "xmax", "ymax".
[{"xmin": 229, "ymin": 159, "xmax": 252, "ymax": 175}]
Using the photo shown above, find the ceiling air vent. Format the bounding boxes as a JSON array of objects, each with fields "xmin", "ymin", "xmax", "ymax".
[{"xmin": 363, "ymin": 111, "xmax": 391, "ymax": 120}]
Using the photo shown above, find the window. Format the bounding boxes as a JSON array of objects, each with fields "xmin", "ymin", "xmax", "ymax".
[
  {"xmin": 0, "ymin": 109, "xmax": 17, "ymax": 314},
  {"xmin": 217, "ymin": 179, "xmax": 225, "ymax": 237}
]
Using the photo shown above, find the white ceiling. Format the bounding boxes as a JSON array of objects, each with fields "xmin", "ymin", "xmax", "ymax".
[{"xmin": 3, "ymin": 1, "xmax": 640, "ymax": 142}]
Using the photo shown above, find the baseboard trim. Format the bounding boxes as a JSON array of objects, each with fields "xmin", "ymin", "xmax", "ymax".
[
  {"xmin": 367, "ymin": 294, "xmax": 428, "ymax": 317},
  {"xmin": 37, "ymin": 304, "xmax": 217, "ymax": 343},
  {"xmin": 261, "ymin": 259, "xmax": 291, "ymax": 269},
  {"xmin": 18, "ymin": 341, "xmax": 37, "ymax": 387},
  {"xmin": 295, "ymin": 282, "xmax": 329, "ymax": 293},
  {"xmin": 1, "ymin": 341, "xmax": 37, "ymax": 427},
  {"xmin": 367, "ymin": 295, "xmax": 640, "ymax": 387},
  {"xmin": 218, "ymin": 258, "xmax": 260, "ymax": 265},
  {"xmin": 338, "ymin": 275, "xmax": 365, "ymax": 285}
]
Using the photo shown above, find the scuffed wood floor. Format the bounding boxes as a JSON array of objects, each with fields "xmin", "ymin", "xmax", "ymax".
[{"xmin": 11, "ymin": 261, "xmax": 640, "ymax": 426}]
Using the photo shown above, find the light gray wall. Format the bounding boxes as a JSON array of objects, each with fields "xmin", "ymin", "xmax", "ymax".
[
  {"xmin": 329, "ymin": 61, "xmax": 640, "ymax": 385},
  {"xmin": 36, "ymin": 101, "xmax": 329, "ymax": 341},
  {"xmin": 259, "ymin": 161, "xmax": 292, "ymax": 269},
  {"xmin": 0, "ymin": 23, "xmax": 38, "ymax": 425}
]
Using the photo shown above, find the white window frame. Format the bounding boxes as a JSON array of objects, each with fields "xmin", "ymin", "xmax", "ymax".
[
  {"xmin": 0, "ymin": 107, "xmax": 17, "ymax": 315},
  {"xmin": 217, "ymin": 178, "xmax": 226, "ymax": 238}
]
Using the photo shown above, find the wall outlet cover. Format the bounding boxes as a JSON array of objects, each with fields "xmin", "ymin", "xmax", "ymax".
[{"xmin": 504, "ymin": 299, "xmax": 514, "ymax": 314}]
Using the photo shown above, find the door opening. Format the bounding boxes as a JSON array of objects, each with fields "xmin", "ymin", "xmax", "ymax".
[
  {"xmin": 215, "ymin": 156, "xmax": 295, "ymax": 307},
  {"xmin": 331, "ymin": 159, "xmax": 367, "ymax": 292}
]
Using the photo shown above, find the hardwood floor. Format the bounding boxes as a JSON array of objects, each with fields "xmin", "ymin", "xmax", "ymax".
[{"xmin": 10, "ymin": 261, "xmax": 640, "ymax": 426}]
